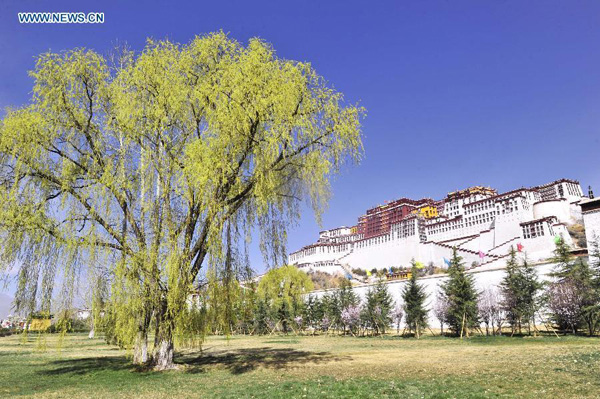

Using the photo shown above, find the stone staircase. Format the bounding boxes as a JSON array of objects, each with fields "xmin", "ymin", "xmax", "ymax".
[
  {"xmin": 336, "ymin": 248, "xmax": 354, "ymax": 263},
  {"xmin": 431, "ymin": 240, "xmax": 503, "ymax": 260},
  {"xmin": 338, "ymin": 262, "xmax": 367, "ymax": 283},
  {"xmin": 456, "ymin": 234, "xmax": 480, "ymax": 249},
  {"xmin": 335, "ymin": 249, "xmax": 367, "ymax": 283},
  {"xmin": 429, "ymin": 240, "xmax": 510, "ymax": 271},
  {"xmin": 487, "ymin": 236, "xmax": 521, "ymax": 255},
  {"xmin": 472, "ymin": 252, "xmax": 511, "ymax": 269},
  {"xmin": 437, "ymin": 234, "xmax": 479, "ymax": 248}
]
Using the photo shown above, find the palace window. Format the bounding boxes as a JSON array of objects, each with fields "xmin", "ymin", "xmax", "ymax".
[{"xmin": 522, "ymin": 222, "xmax": 545, "ymax": 239}]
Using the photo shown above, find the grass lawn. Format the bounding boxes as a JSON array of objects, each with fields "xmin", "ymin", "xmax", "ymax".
[{"xmin": 1, "ymin": 333, "xmax": 599, "ymax": 398}]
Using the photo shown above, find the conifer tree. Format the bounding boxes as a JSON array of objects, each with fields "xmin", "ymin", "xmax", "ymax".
[
  {"xmin": 500, "ymin": 247, "xmax": 542, "ymax": 335},
  {"xmin": 302, "ymin": 295, "xmax": 323, "ymax": 334},
  {"xmin": 549, "ymin": 237, "xmax": 599, "ymax": 335},
  {"xmin": 551, "ymin": 236, "xmax": 576, "ymax": 281},
  {"xmin": 572, "ymin": 258, "xmax": 600, "ymax": 335},
  {"xmin": 374, "ymin": 279, "xmax": 394, "ymax": 334},
  {"xmin": 440, "ymin": 248, "xmax": 479, "ymax": 337},
  {"xmin": 362, "ymin": 279, "xmax": 393, "ymax": 335},
  {"xmin": 500, "ymin": 246, "xmax": 521, "ymax": 333},
  {"xmin": 320, "ymin": 293, "xmax": 340, "ymax": 332},
  {"xmin": 254, "ymin": 298, "xmax": 272, "ymax": 335},
  {"xmin": 337, "ymin": 278, "xmax": 359, "ymax": 310},
  {"xmin": 277, "ymin": 300, "xmax": 292, "ymax": 333},
  {"xmin": 337, "ymin": 279, "xmax": 359, "ymax": 333},
  {"xmin": 518, "ymin": 258, "xmax": 543, "ymax": 334},
  {"xmin": 402, "ymin": 260, "xmax": 429, "ymax": 338},
  {"xmin": 361, "ymin": 288, "xmax": 377, "ymax": 335}
]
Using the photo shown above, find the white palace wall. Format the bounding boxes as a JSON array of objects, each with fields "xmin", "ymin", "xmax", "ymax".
[
  {"xmin": 533, "ymin": 199, "xmax": 570, "ymax": 223},
  {"xmin": 584, "ymin": 210, "xmax": 600, "ymax": 247},
  {"xmin": 308, "ymin": 261, "xmax": 559, "ymax": 326},
  {"xmin": 290, "ymin": 179, "xmax": 585, "ymax": 275}
]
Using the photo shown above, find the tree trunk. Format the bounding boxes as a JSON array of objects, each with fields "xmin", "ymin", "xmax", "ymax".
[
  {"xmin": 151, "ymin": 303, "xmax": 176, "ymax": 370},
  {"xmin": 586, "ymin": 318, "xmax": 595, "ymax": 337},
  {"xmin": 133, "ymin": 306, "xmax": 152, "ymax": 365},
  {"xmin": 152, "ymin": 334, "xmax": 174, "ymax": 370},
  {"xmin": 133, "ymin": 330, "xmax": 148, "ymax": 365}
]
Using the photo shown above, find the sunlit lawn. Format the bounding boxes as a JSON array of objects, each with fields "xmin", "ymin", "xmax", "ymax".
[{"xmin": 1, "ymin": 332, "xmax": 599, "ymax": 398}]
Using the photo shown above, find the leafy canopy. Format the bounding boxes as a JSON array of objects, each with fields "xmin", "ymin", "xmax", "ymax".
[
  {"xmin": 0, "ymin": 32, "xmax": 363, "ymax": 359},
  {"xmin": 257, "ymin": 265, "xmax": 314, "ymax": 307}
]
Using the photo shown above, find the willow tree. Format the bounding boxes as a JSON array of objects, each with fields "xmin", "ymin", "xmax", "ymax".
[
  {"xmin": 0, "ymin": 32, "xmax": 364, "ymax": 369},
  {"xmin": 257, "ymin": 264, "xmax": 314, "ymax": 332}
]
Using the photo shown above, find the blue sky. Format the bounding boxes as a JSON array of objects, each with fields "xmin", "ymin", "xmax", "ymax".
[{"xmin": 0, "ymin": 0, "xmax": 599, "ymax": 293}]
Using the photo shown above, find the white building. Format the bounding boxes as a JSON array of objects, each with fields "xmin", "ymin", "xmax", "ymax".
[
  {"xmin": 289, "ymin": 179, "xmax": 586, "ymax": 274},
  {"xmin": 580, "ymin": 193, "xmax": 600, "ymax": 249}
]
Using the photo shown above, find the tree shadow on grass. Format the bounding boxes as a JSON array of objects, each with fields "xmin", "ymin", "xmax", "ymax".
[
  {"xmin": 179, "ymin": 347, "xmax": 349, "ymax": 375},
  {"xmin": 36, "ymin": 347, "xmax": 348, "ymax": 376},
  {"xmin": 39, "ymin": 355, "xmax": 137, "ymax": 376}
]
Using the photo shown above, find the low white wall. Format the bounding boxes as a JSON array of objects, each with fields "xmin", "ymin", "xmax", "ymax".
[{"xmin": 307, "ymin": 260, "xmax": 558, "ymax": 326}]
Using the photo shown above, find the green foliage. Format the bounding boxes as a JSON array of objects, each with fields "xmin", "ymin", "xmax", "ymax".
[
  {"xmin": 257, "ymin": 265, "xmax": 313, "ymax": 332},
  {"xmin": 302, "ymin": 295, "xmax": 324, "ymax": 332},
  {"xmin": 361, "ymin": 279, "xmax": 393, "ymax": 335},
  {"xmin": 258, "ymin": 265, "xmax": 313, "ymax": 308},
  {"xmin": 0, "ymin": 32, "xmax": 363, "ymax": 366},
  {"xmin": 337, "ymin": 279, "xmax": 359, "ymax": 310},
  {"xmin": 402, "ymin": 260, "xmax": 428, "ymax": 337},
  {"xmin": 439, "ymin": 248, "xmax": 479, "ymax": 337},
  {"xmin": 551, "ymin": 236, "xmax": 576, "ymax": 281},
  {"xmin": 500, "ymin": 247, "xmax": 542, "ymax": 334},
  {"xmin": 253, "ymin": 297, "xmax": 272, "ymax": 334},
  {"xmin": 320, "ymin": 293, "xmax": 340, "ymax": 330},
  {"xmin": 548, "ymin": 238, "xmax": 600, "ymax": 335}
]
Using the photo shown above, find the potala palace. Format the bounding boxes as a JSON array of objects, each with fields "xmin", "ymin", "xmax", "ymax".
[{"xmin": 289, "ymin": 179, "xmax": 591, "ymax": 276}]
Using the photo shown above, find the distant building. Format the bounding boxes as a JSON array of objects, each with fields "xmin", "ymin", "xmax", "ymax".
[
  {"xmin": 580, "ymin": 193, "xmax": 600, "ymax": 249},
  {"xmin": 75, "ymin": 309, "xmax": 91, "ymax": 320},
  {"xmin": 289, "ymin": 178, "xmax": 585, "ymax": 274},
  {"xmin": 0, "ymin": 314, "xmax": 26, "ymax": 330}
]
